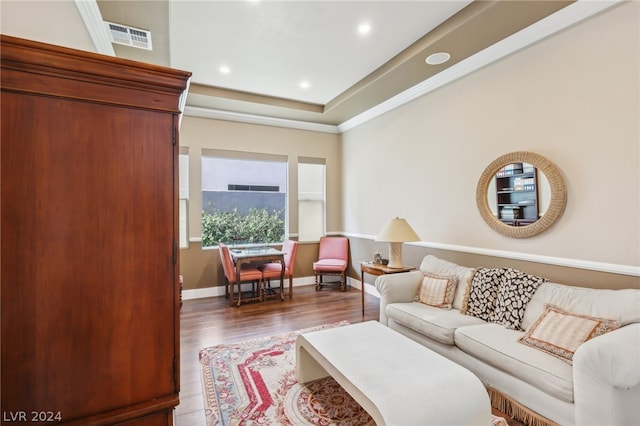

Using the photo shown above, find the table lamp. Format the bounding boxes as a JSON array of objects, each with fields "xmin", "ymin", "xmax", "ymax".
[{"xmin": 375, "ymin": 217, "xmax": 420, "ymax": 269}]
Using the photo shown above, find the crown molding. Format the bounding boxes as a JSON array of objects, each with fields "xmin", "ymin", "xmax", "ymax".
[
  {"xmin": 184, "ymin": 106, "xmax": 340, "ymax": 134},
  {"xmin": 180, "ymin": 1, "xmax": 619, "ymax": 134},
  {"xmin": 337, "ymin": 0, "xmax": 620, "ymax": 133},
  {"xmin": 74, "ymin": 0, "xmax": 115, "ymax": 56}
]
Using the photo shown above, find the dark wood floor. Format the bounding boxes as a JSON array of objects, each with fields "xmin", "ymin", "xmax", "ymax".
[{"xmin": 175, "ymin": 284, "xmax": 523, "ymax": 425}]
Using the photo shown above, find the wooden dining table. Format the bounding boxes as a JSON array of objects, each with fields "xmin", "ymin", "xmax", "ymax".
[{"xmin": 229, "ymin": 246, "xmax": 286, "ymax": 306}]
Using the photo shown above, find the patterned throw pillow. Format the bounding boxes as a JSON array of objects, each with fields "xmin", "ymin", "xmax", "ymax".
[
  {"xmin": 519, "ymin": 304, "xmax": 621, "ymax": 364},
  {"xmin": 461, "ymin": 267, "xmax": 501, "ymax": 320},
  {"xmin": 463, "ymin": 267, "xmax": 546, "ymax": 330},
  {"xmin": 414, "ymin": 273, "xmax": 458, "ymax": 309},
  {"xmin": 492, "ymin": 269, "xmax": 547, "ymax": 330}
]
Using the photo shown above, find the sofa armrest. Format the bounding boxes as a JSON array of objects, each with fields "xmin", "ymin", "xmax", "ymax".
[
  {"xmin": 573, "ymin": 323, "xmax": 640, "ymax": 425},
  {"xmin": 375, "ymin": 270, "xmax": 422, "ymax": 326}
]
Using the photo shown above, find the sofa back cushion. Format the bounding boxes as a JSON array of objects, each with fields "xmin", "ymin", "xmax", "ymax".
[
  {"xmin": 522, "ymin": 282, "xmax": 640, "ymax": 330},
  {"xmin": 419, "ymin": 255, "xmax": 474, "ymax": 310}
]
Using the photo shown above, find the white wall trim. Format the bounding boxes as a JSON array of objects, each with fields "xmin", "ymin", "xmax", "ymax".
[
  {"xmin": 182, "ymin": 276, "xmax": 317, "ymax": 301},
  {"xmin": 338, "ymin": 0, "xmax": 619, "ymax": 133},
  {"xmin": 348, "ymin": 276, "xmax": 380, "ymax": 298},
  {"xmin": 74, "ymin": 0, "xmax": 115, "ymax": 55},
  {"xmin": 184, "ymin": 106, "xmax": 340, "ymax": 134},
  {"xmin": 343, "ymin": 232, "xmax": 640, "ymax": 277},
  {"xmin": 183, "ymin": 286, "xmax": 223, "ymax": 300},
  {"xmin": 183, "ymin": 276, "xmax": 380, "ymax": 301},
  {"xmin": 188, "ymin": 231, "xmax": 344, "ymax": 244}
]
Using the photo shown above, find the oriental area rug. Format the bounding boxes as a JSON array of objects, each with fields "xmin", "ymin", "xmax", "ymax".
[{"xmin": 199, "ymin": 321, "xmax": 508, "ymax": 426}]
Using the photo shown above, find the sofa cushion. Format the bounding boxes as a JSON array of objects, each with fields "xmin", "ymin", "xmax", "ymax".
[
  {"xmin": 414, "ymin": 272, "xmax": 457, "ymax": 309},
  {"xmin": 419, "ymin": 255, "xmax": 475, "ymax": 310},
  {"xmin": 455, "ymin": 323, "xmax": 574, "ymax": 402},
  {"xmin": 519, "ymin": 304, "xmax": 621, "ymax": 364},
  {"xmin": 522, "ymin": 282, "xmax": 640, "ymax": 330},
  {"xmin": 386, "ymin": 302, "xmax": 486, "ymax": 345}
]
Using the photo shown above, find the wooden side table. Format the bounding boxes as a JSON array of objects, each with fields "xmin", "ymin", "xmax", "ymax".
[{"xmin": 360, "ymin": 261, "xmax": 415, "ymax": 316}]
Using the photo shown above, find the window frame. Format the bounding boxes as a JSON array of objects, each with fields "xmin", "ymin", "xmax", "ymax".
[
  {"xmin": 178, "ymin": 148, "xmax": 189, "ymax": 249},
  {"xmin": 200, "ymin": 149, "xmax": 288, "ymax": 248},
  {"xmin": 297, "ymin": 157, "xmax": 326, "ymax": 242}
]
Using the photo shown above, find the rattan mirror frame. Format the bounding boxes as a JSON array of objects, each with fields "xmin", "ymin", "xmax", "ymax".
[{"xmin": 476, "ymin": 151, "xmax": 567, "ymax": 238}]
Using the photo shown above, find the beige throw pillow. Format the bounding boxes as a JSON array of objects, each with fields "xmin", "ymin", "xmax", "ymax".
[
  {"xmin": 414, "ymin": 273, "xmax": 458, "ymax": 310},
  {"xmin": 519, "ymin": 304, "xmax": 621, "ymax": 364}
]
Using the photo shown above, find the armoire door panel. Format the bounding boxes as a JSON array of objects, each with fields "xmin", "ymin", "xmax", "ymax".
[{"xmin": 1, "ymin": 94, "xmax": 176, "ymax": 419}]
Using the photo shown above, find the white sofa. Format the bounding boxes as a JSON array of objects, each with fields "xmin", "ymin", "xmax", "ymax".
[{"xmin": 375, "ymin": 255, "xmax": 640, "ymax": 426}]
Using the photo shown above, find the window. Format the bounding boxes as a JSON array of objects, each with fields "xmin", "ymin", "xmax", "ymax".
[
  {"xmin": 201, "ymin": 150, "xmax": 287, "ymax": 247},
  {"xmin": 298, "ymin": 158, "xmax": 325, "ymax": 242},
  {"xmin": 179, "ymin": 149, "xmax": 189, "ymax": 248}
]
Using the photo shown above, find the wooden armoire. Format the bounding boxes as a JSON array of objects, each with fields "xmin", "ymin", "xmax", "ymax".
[{"xmin": 1, "ymin": 35, "xmax": 191, "ymax": 425}]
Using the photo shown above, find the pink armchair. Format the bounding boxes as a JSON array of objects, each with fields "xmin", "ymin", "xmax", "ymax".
[
  {"xmin": 218, "ymin": 243, "xmax": 263, "ymax": 306},
  {"xmin": 260, "ymin": 239, "xmax": 299, "ymax": 298},
  {"xmin": 313, "ymin": 236, "xmax": 349, "ymax": 291}
]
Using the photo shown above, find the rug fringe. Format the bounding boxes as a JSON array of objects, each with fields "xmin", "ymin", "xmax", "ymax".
[{"xmin": 487, "ymin": 387, "xmax": 559, "ymax": 426}]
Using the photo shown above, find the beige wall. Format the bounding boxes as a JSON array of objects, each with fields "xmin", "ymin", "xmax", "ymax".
[
  {"xmin": 342, "ymin": 2, "xmax": 639, "ymax": 276},
  {"xmin": 182, "ymin": 2, "xmax": 639, "ymax": 292},
  {"xmin": 1, "ymin": 1, "xmax": 96, "ymax": 52},
  {"xmin": 179, "ymin": 116, "xmax": 341, "ymax": 290}
]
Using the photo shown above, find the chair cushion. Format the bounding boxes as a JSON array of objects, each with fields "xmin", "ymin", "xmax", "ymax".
[
  {"xmin": 237, "ymin": 266, "xmax": 263, "ymax": 281},
  {"xmin": 313, "ymin": 258, "xmax": 347, "ymax": 271},
  {"xmin": 261, "ymin": 263, "xmax": 285, "ymax": 272},
  {"xmin": 260, "ymin": 262, "xmax": 289, "ymax": 278}
]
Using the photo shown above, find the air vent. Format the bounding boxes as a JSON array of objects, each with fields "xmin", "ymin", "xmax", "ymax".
[{"xmin": 104, "ymin": 21, "xmax": 152, "ymax": 51}]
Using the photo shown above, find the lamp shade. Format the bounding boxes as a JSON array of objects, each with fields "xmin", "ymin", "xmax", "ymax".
[{"xmin": 375, "ymin": 217, "xmax": 420, "ymax": 242}]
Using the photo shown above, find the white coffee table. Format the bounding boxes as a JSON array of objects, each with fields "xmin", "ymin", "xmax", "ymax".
[{"xmin": 296, "ymin": 320, "xmax": 491, "ymax": 426}]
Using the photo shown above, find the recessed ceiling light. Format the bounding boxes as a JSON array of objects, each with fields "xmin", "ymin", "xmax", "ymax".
[
  {"xmin": 358, "ymin": 23, "xmax": 371, "ymax": 35},
  {"xmin": 299, "ymin": 81, "xmax": 310, "ymax": 89},
  {"xmin": 425, "ymin": 52, "xmax": 451, "ymax": 65},
  {"xmin": 219, "ymin": 65, "xmax": 230, "ymax": 74}
]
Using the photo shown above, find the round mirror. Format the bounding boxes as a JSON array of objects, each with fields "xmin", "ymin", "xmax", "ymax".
[{"xmin": 476, "ymin": 152, "xmax": 567, "ymax": 238}]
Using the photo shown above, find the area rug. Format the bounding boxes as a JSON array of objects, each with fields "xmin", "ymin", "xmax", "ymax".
[{"xmin": 199, "ymin": 321, "xmax": 508, "ymax": 426}]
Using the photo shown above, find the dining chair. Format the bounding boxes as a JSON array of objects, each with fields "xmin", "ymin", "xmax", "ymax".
[
  {"xmin": 260, "ymin": 239, "xmax": 299, "ymax": 298},
  {"xmin": 218, "ymin": 243, "xmax": 263, "ymax": 305},
  {"xmin": 313, "ymin": 236, "xmax": 349, "ymax": 291}
]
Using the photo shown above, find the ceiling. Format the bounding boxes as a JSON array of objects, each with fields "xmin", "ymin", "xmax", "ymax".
[{"xmin": 96, "ymin": 1, "xmax": 574, "ymax": 127}]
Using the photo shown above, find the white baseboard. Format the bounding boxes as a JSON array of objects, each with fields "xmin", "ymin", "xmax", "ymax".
[
  {"xmin": 182, "ymin": 286, "xmax": 224, "ymax": 300},
  {"xmin": 183, "ymin": 276, "xmax": 381, "ymax": 301},
  {"xmin": 348, "ymin": 277, "xmax": 380, "ymax": 298},
  {"xmin": 183, "ymin": 276, "xmax": 318, "ymax": 301}
]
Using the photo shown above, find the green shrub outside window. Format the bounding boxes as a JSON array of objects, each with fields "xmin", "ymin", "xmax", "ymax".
[{"xmin": 202, "ymin": 206, "xmax": 284, "ymax": 247}]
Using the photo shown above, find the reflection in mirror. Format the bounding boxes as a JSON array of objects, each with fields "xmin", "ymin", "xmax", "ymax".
[
  {"xmin": 476, "ymin": 152, "xmax": 567, "ymax": 239},
  {"xmin": 486, "ymin": 166, "xmax": 551, "ymax": 226}
]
